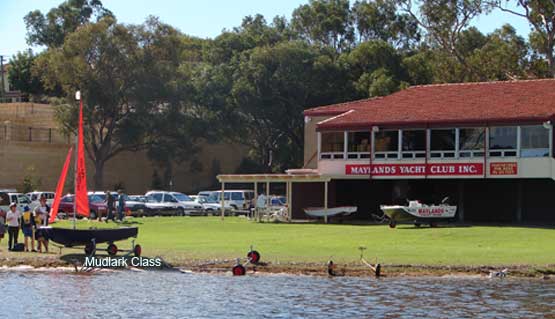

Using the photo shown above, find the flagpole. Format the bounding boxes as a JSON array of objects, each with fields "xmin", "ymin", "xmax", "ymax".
[{"xmin": 73, "ymin": 91, "xmax": 81, "ymax": 230}]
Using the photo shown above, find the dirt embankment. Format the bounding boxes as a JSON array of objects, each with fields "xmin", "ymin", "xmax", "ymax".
[{"xmin": 2, "ymin": 252, "xmax": 554, "ymax": 279}]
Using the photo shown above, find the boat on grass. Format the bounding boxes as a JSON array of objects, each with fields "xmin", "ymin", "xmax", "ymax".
[
  {"xmin": 380, "ymin": 199, "xmax": 457, "ymax": 228},
  {"xmin": 304, "ymin": 206, "xmax": 357, "ymax": 218}
]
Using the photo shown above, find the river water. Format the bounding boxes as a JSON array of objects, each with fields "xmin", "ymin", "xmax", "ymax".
[{"xmin": 2, "ymin": 270, "xmax": 554, "ymax": 318}]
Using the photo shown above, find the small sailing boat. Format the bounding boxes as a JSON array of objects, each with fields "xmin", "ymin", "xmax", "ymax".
[{"xmin": 42, "ymin": 91, "xmax": 140, "ymax": 256}]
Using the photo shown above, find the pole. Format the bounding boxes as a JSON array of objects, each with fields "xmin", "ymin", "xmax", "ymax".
[
  {"xmin": 0, "ymin": 55, "xmax": 5, "ymax": 96},
  {"xmin": 73, "ymin": 95, "xmax": 81, "ymax": 229},
  {"xmin": 324, "ymin": 181, "xmax": 328, "ymax": 224},
  {"xmin": 253, "ymin": 182, "xmax": 258, "ymax": 220},
  {"xmin": 220, "ymin": 182, "xmax": 225, "ymax": 221}
]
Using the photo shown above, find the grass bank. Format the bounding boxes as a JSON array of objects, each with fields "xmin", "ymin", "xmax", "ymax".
[{"xmin": 2, "ymin": 217, "xmax": 555, "ymax": 276}]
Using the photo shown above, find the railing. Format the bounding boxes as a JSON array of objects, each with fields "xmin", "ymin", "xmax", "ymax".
[
  {"xmin": 374, "ymin": 151, "xmax": 400, "ymax": 159},
  {"xmin": 401, "ymin": 151, "xmax": 426, "ymax": 159},
  {"xmin": 429, "ymin": 150, "xmax": 456, "ymax": 158},
  {"xmin": 320, "ymin": 152, "xmax": 345, "ymax": 160},
  {"xmin": 0, "ymin": 124, "xmax": 70, "ymax": 144},
  {"xmin": 459, "ymin": 150, "xmax": 485, "ymax": 158},
  {"xmin": 488, "ymin": 149, "xmax": 517, "ymax": 157},
  {"xmin": 346, "ymin": 152, "xmax": 370, "ymax": 159}
]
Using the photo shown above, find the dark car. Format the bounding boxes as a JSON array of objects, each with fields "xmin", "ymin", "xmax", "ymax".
[{"xmin": 58, "ymin": 194, "xmax": 108, "ymax": 219}]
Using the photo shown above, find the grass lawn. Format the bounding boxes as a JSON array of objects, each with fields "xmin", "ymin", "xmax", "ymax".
[{"xmin": 55, "ymin": 217, "xmax": 555, "ymax": 266}]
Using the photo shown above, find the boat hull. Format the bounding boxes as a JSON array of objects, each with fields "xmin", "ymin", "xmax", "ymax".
[
  {"xmin": 304, "ymin": 206, "xmax": 357, "ymax": 218},
  {"xmin": 43, "ymin": 227, "xmax": 138, "ymax": 247},
  {"xmin": 380, "ymin": 205, "xmax": 457, "ymax": 222}
]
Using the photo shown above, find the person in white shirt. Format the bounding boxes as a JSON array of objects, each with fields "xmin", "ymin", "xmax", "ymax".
[{"xmin": 6, "ymin": 203, "xmax": 21, "ymax": 251}]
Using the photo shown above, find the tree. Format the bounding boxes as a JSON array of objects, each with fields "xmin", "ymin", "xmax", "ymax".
[
  {"xmin": 352, "ymin": 0, "xmax": 420, "ymax": 49},
  {"xmin": 400, "ymin": 0, "xmax": 490, "ymax": 80},
  {"xmin": 24, "ymin": 0, "xmax": 112, "ymax": 48},
  {"xmin": 291, "ymin": 0, "xmax": 355, "ymax": 52},
  {"xmin": 491, "ymin": 0, "xmax": 555, "ymax": 77},
  {"xmin": 8, "ymin": 50, "xmax": 46, "ymax": 99},
  {"xmin": 41, "ymin": 16, "xmax": 199, "ymax": 188}
]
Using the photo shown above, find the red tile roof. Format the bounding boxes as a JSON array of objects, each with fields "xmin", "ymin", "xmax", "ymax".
[{"xmin": 305, "ymin": 79, "xmax": 555, "ymax": 130}]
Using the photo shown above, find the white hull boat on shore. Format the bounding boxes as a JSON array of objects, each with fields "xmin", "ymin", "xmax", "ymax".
[
  {"xmin": 304, "ymin": 206, "xmax": 357, "ymax": 218},
  {"xmin": 380, "ymin": 200, "xmax": 457, "ymax": 228}
]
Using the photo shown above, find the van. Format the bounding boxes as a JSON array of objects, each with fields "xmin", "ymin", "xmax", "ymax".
[
  {"xmin": 0, "ymin": 191, "xmax": 37, "ymax": 212},
  {"xmin": 209, "ymin": 190, "xmax": 254, "ymax": 211}
]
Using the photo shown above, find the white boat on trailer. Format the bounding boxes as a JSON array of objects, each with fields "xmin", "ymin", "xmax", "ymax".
[
  {"xmin": 304, "ymin": 206, "xmax": 357, "ymax": 218},
  {"xmin": 380, "ymin": 199, "xmax": 457, "ymax": 228}
]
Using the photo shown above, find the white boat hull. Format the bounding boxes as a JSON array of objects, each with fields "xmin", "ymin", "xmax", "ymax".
[
  {"xmin": 380, "ymin": 204, "xmax": 457, "ymax": 222},
  {"xmin": 304, "ymin": 206, "xmax": 357, "ymax": 218}
]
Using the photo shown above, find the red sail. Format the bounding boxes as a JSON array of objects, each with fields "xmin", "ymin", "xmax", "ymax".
[
  {"xmin": 75, "ymin": 98, "xmax": 90, "ymax": 217},
  {"xmin": 49, "ymin": 147, "xmax": 73, "ymax": 223}
]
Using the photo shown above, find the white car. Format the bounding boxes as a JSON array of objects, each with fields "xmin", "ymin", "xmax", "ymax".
[
  {"xmin": 0, "ymin": 191, "xmax": 37, "ymax": 212},
  {"xmin": 193, "ymin": 196, "xmax": 234, "ymax": 215},
  {"xmin": 26, "ymin": 191, "xmax": 55, "ymax": 206},
  {"xmin": 144, "ymin": 191, "xmax": 203, "ymax": 216},
  {"xmin": 208, "ymin": 190, "xmax": 255, "ymax": 212}
]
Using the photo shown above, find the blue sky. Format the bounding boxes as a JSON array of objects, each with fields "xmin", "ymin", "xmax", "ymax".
[{"xmin": 0, "ymin": 0, "xmax": 533, "ymax": 60}]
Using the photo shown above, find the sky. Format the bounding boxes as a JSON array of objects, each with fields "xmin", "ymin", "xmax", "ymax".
[{"xmin": 0, "ymin": 0, "xmax": 533, "ymax": 61}]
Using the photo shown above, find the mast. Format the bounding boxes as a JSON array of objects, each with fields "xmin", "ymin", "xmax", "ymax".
[{"xmin": 73, "ymin": 91, "xmax": 80, "ymax": 230}]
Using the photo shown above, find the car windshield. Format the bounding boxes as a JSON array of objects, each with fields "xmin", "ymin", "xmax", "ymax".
[
  {"xmin": 88, "ymin": 195, "xmax": 104, "ymax": 202},
  {"xmin": 172, "ymin": 193, "xmax": 192, "ymax": 201},
  {"xmin": 203, "ymin": 197, "xmax": 219, "ymax": 203}
]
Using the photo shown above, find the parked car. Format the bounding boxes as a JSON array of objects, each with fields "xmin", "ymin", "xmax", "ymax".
[
  {"xmin": 58, "ymin": 194, "xmax": 108, "ymax": 219},
  {"xmin": 208, "ymin": 190, "xmax": 255, "ymax": 212},
  {"xmin": 145, "ymin": 191, "xmax": 203, "ymax": 216},
  {"xmin": 26, "ymin": 191, "xmax": 55, "ymax": 206},
  {"xmin": 0, "ymin": 191, "xmax": 37, "ymax": 213},
  {"xmin": 123, "ymin": 195, "xmax": 147, "ymax": 216},
  {"xmin": 193, "ymin": 196, "xmax": 234, "ymax": 215}
]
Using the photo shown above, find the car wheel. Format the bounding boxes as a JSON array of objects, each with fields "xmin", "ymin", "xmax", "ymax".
[{"xmin": 177, "ymin": 208, "xmax": 184, "ymax": 216}]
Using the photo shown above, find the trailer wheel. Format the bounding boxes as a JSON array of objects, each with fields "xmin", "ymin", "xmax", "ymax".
[
  {"xmin": 84, "ymin": 242, "xmax": 96, "ymax": 256},
  {"xmin": 133, "ymin": 244, "xmax": 142, "ymax": 257},
  {"xmin": 232, "ymin": 264, "xmax": 246, "ymax": 276},
  {"xmin": 247, "ymin": 250, "xmax": 261, "ymax": 264},
  {"xmin": 389, "ymin": 221, "xmax": 396, "ymax": 228},
  {"xmin": 107, "ymin": 243, "xmax": 118, "ymax": 256}
]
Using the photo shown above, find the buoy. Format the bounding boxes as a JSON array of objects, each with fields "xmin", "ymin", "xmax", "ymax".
[
  {"xmin": 107, "ymin": 243, "xmax": 118, "ymax": 256},
  {"xmin": 232, "ymin": 264, "xmax": 246, "ymax": 276},
  {"xmin": 133, "ymin": 244, "xmax": 142, "ymax": 257},
  {"xmin": 247, "ymin": 250, "xmax": 261, "ymax": 264}
]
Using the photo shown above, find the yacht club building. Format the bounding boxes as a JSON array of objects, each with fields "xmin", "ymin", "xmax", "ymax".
[{"xmin": 301, "ymin": 80, "xmax": 555, "ymax": 222}]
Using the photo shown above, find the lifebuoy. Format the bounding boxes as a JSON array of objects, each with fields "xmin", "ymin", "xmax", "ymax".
[
  {"xmin": 232, "ymin": 264, "xmax": 246, "ymax": 276},
  {"xmin": 247, "ymin": 250, "xmax": 261, "ymax": 264}
]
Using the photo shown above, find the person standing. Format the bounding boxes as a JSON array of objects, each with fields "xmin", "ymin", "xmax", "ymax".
[
  {"xmin": 0, "ymin": 208, "xmax": 6, "ymax": 251},
  {"xmin": 6, "ymin": 203, "xmax": 20, "ymax": 251},
  {"xmin": 20, "ymin": 206, "xmax": 35, "ymax": 252},
  {"xmin": 105, "ymin": 191, "xmax": 115, "ymax": 222},
  {"xmin": 117, "ymin": 189, "xmax": 126, "ymax": 221},
  {"xmin": 33, "ymin": 196, "xmax": 50, "ymax": 253}
]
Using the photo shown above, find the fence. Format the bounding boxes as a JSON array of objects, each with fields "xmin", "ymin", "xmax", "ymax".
[{"xmin": 0, "ymin": 123, "xmax": 70, "ymax": 144}]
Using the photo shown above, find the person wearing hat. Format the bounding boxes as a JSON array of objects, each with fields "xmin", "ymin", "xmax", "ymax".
[
  {"xmin": 6, "ymin": 203, "xmax": 21, "ymax": 251},
  {"xmin": 20, "ymin": 205, "xmax": 36, "ymax": 252}
]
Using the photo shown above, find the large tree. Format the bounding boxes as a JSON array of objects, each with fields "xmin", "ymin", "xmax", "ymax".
[
  {"xmin": 38, "ymin": 16, "xmax": 199, "ymax": 188},
  {"xmin": 7, "ymin": 50, "xmax": 47, "ymax": 99},
  {"xmin": 490, "ymin": 0, "xmax": 555, "ymax": 77},
  {"xmin": 24, "ymin": 0, "xmax": 112, "ymax": 48}
]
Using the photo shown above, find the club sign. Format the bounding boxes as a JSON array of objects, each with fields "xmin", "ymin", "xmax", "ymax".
[{"xmin": 345, "ymin": 163, "xmax": 484, "ymax": 176}]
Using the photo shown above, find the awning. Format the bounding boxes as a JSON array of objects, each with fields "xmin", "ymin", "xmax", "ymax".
[{"xmin": 217, "ymin": 174, "xmax": 331, "ymax": 183}]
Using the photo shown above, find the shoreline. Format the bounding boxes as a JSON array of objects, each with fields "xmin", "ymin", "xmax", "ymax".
[{"xmin": 1, "ymin": 254, "xmax": 554, "ymax": 279}]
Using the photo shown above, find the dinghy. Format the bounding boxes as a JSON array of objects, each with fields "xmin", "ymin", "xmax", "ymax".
[
  {"xmin": 45, "ymin": 91, "xmax": 141, "ymax": 256},
  {"xmin": 304, "ymin": 206, "xmax": 357, "ymax": 217},
  {"xmin": 380, "ymin": 199, "xmax": 457, "ymax": 228}
]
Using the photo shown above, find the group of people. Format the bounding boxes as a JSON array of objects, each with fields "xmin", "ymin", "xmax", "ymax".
[
  {"xmin": 0, "ymin": 195, "xmax": 50, "ymax": 252},
  {"xmin": 100, "ymin": 190, "xmax": 125, "ymax": 222}
]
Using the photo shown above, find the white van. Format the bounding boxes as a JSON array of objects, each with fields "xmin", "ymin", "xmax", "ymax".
[
  {"xmin": 209, "ymin": 190, "xmax": 255, "ymax": 211},
  {"xmin": 0, "ymin": 191, "xmax": 37, "ymax": 212}
]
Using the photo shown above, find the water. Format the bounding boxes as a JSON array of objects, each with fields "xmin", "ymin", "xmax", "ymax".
[{"xmin": 2, "ymin": 270, "xmax": 555, "ymax": 318}]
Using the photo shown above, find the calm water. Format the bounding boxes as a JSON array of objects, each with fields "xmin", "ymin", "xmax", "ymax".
[{"xmin": 1, "ymin": 270, "xmax": 555, "ymax": 318}]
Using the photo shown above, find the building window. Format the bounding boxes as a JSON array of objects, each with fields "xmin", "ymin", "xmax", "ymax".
[
  {"xmin": 430, "ymin": 129, "xmax": 456, "ymax": 158},
  {"xmin": 347, "ymin": 131, "xmax": 370, "ymax": 159},
  {"xmin": 521, "ymin": 125, "xmax": 549, "ymax": 157},
  {"xmin": 459, "ymin": 128, "xmax": 485, "ymax": 157},
  {"xmin": 401, "ymin": 130, "xmax": 426, "ymax": 159},
  {"xmin": 489, "ymin": 126, "xmax": 517, "ymax": 157},
  {"xmin": 320, "ymin": 132, "xmax": 344, "ymax": 159},
  {"xmin": 374, "ymin": 130, "xmax": 399, "ymax": 159}
]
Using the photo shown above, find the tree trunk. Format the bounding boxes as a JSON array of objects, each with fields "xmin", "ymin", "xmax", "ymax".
[{"xmin": 94, "ymin": 160, "xmax": 105, "ymax": 190}]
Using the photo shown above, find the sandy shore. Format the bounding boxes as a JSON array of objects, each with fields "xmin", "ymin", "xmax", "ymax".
[{"xmin": 1, "ymin": 251, "xmax": 554, "ymax": 279}]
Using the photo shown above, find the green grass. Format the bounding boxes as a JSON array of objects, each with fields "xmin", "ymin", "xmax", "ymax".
[{"xmin": 56, "ymin": 217, "xmax": 555, "ymax": 266}]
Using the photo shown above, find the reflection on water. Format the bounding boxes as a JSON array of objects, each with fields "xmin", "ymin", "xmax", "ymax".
[{"xmin": 2, "ymin": 271, "xmax": 555, "ymax": 318}]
